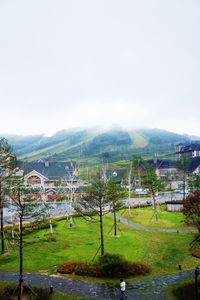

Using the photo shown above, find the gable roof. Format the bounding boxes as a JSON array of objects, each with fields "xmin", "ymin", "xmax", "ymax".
[
  {"xmin": 145, "ymin": 159, "xmax": 175, "ymax": 170},
  {"xmin": 177, "ymin": 143, "xmax": 200, "ymax": 154},
  {"xmin": 24, "ymin": 170, "xmax": 48, "ymax": 180},
  {"xmin": 187, "ymin": 157, "xmax": 200, "ymax": 173},
  {"xmin": 17, "ymin": 161, "xmax": 78, "ymax": 180}
]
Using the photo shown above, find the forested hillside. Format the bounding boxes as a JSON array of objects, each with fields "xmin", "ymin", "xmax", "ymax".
[{"xmin": 3, "ymin": 127, "xmax": 198, "ymax": 165}]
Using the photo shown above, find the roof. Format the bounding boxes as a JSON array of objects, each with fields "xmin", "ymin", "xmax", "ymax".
[
  {"xmin": 166, "ymin": 201, "xmax": 183, "ymax": 205},
  {"xmin": 177, "ymin": 143, "xmax": 200, "ymax": 154},
  {"xmin": 145, "ymin": 159, "xmax": 175, "ymax": 170},
  {"xmin": 187, "ymin": 157, "xmax": 200, "ymax": 173},
  {"xmin": 17, "ymin": 160, "xmax": 78, "ymax": 180}
]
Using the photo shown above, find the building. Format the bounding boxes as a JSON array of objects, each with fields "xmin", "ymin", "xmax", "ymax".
[
  {"xmin": 17, "ymin": 160, "xmax": 80, "ymax": 200},
  {"xmin": 187, "ymin": 156, "xmax": 200, "ymax": 174},
  {"xmin": 166, "ymin": 200, "xmax": 183, "ymax": 212},
  {"xmin": 176, "ymin": 143, "xmax": 200, "ymax": 160}
]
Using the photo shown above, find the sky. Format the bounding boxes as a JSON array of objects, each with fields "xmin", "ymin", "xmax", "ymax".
[{"xmin": 0, "ymin": 0, "xmax": 200, "ymax": 137}]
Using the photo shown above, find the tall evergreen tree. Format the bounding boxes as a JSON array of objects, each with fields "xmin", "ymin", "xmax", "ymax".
[
  {"xmin": 0, "ymin": 137, "xmax": 16, "ymax": 254},
  {"xmin": 105, "ymin": 178, "xmax": 126, "ymax": 237},
  {"xmin": 76, "ymin": 172, "xmax": 108, "ymax": 256},
  {"xmin": 142, "ymin": 165, "xmax": 164, "ymax": 223},
  {"xmin": 7, "ymin": 175, "xmax": 46, "ymax": 300}
]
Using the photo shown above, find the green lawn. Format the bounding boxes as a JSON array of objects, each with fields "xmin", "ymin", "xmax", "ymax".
[
  {"xmin": 122, "ymin": 206, "xmax": 194, "ymax": 229},
  {"xmin": 0, "ymin": 213, "xmax": 198, "ymax": 279}
]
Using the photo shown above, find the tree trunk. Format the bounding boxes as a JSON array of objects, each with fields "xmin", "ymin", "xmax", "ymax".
[
  {"xmin": 113, "ymin": 208, "xmax": 117, "ymax": 237},
  {"xmin": 182, "ymin": 172, "xmax": 186, "ymax": 201},
  {"xmin": 153, "ymin": 193, "xmax": 158, "ymax": 223},
  {"xmin": 18, "ymin": 215, "xmax": 23, "ymax": 300},
  {"xmin": 0, "ymin": 180, "xmax": 5, "ymax": 254},
  {"xmin": 99, "ymin": 199, "xmax": 105, "ymax": 256}
]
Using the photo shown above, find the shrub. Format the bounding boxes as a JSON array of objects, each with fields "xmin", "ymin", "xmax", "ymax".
[
  {"xmin": 169, "ymin": 279, "xmax": 200, "ymax": 300},
  {"xmin": 96, "ymin": 253, "xmax": 128, "ymax": 277},
  {"xmin": 191, "ymin": 244, "xmax": 200, "ymax": 258},
  {"xmin": 4, "ymin": 219, "xmax": 57, "ymax": 237},
  {"xmin": 57, "ymin": 262, "xmax": 99, "ymax": 277},
  {"xmin": 125, "ymin": 262, "xmax": 151, "ymax": 276},
  {"xmin": 1, "ymin": 284, "xmax": 50, "ymax": 300}
]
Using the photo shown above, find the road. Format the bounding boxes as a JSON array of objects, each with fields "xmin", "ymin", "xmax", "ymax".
[
  {"xmin": 3, "ymin": 192, "xmax": 184, "ymax": 224},
  {"xmin": 123, "ymin": 191, "xmax": 183, "ymax": 206}
]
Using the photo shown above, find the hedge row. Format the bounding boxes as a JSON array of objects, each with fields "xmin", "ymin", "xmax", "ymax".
[{"xmin": 4, "ymin": 219, "xmax": 57, "ymax": 236}]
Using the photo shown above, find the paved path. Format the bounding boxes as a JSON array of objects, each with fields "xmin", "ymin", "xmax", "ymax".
[
  {"xmin": 0, "ymin": 269, "xmax": 196, "ymax": 299},
  {"xmin": 117, "ymin": 214, "xmax": 198, "ymax": 233}
]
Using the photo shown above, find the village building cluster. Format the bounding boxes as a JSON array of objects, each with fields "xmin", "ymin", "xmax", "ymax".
[{"xmin": 16, "ymin": 143, "xmax": 200, "ymax": 208}]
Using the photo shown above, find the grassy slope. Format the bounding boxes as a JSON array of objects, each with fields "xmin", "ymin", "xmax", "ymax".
[
  {"xmin": 129, "ymin": 131, "xmax": 149, "ymax": 148},
  {"xmin": 122, "ymin": 206, "xmax": 195, "ymax": 229},
  {"xmin": 19, "ymin": 133, "xmax": 97, "ymax": 161},
  {"xmin": 0, "ymin": 213, "xmax": 198, "ymax": 278}
]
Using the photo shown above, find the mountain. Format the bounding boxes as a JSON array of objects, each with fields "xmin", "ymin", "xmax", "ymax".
[{"xmin": 2, "ymin": 127, "xmax": 199, "ymax": 165}]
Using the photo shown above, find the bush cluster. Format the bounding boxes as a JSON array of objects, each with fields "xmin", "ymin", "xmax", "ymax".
[
  {"xmin": 57, "ymin": 253, "xmax": 150, "ymax": 278},
  {"xmin": 170, "ymin": 279, "xmax": 200, "ymax": 300},
  {"xmin": 191, "ymin": 244, "xmax": 200, "ymax": 258},
  {"xmin": 58, "ymin": 262, "xmax": 100, "ymax": 277},
  {"xmin": 4, "ymin": 219, "xmax": 57, "ymax": 236},
  {"xmin": 23, "ymin": 219, "xmax": 57, "ymax": 235},
  {"xmin": 97, "ymin": 253, "xmax": 128, "ymax": 277}
]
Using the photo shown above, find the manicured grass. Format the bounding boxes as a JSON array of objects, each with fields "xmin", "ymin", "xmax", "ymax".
[
  {"xmin": 122, "ymin": 206, "xmax": 194, "ymax": 229},
  {"xmin": 0, "ymin": 213, "xmax": 198, "ymax": 279}
]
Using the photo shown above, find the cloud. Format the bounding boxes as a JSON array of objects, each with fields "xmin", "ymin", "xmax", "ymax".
[{"xmin": 0, "ymin": 0, "xmax": 199, "ymax": 136}]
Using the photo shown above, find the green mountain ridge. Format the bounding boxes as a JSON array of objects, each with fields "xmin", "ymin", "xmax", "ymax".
[{"xmin": 2, "ymin": 127, "xmax": 199, "ymax": 165}]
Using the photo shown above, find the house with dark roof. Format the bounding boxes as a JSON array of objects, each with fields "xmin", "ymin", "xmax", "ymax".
[
  {"xmin": 17, "ymin": 160, "xmax": 81, "ymax": 200},
  {"xmin": 144, "ymin": 157, "xmax": 180, "ymax": 189},
  {"xmin": 146, "ymin": 158, "xmax": 177, "ymax": 179},
  {"xmin": 176, "ymin": 143, "xmax": 200, "ymax": 160},
  {"xmin": 143, "ymin": 150, "xmax": 200, "ymax": 194}
]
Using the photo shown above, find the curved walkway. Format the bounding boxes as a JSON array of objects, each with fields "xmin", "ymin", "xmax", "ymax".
[
  {"xmin": 117, "ymin": 214, "xmax": 198, "ymax": 233},
  {"xmin": 0, "ymin": 269, "xmax": 196, "ymax": 299}
]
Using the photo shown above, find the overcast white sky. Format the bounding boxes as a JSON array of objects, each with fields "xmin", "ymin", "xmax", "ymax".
[{"xmin": 0, "ymin": 0, "xmax": 199, "ymax": 137}]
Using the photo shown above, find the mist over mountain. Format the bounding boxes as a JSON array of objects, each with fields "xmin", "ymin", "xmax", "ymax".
[{"xmin": 2, "ymin": 127, "xmax": 199, "ymax": 164}]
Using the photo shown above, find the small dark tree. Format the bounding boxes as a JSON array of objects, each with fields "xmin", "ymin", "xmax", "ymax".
[
  {"xmin": 7, "ymin": 176, "xmax": 46, "ymax": 300},
  {"xmin": 142, "ymin": 165, "xmax": 164, "ymax": 223},
  {"xmin": 183, "ymin": 191, "xmax": 200, "ymax": 245},
  {"xmin": 76, "ymin": 172, "xmax": 108, "ymax": 256},
  {"xmin": 105, "ymin": 178, "xmax": 126, "ymax": 237},
  {"xmin": 0, "ymin": 138, "xmax": 16, "ymax": 254}
]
